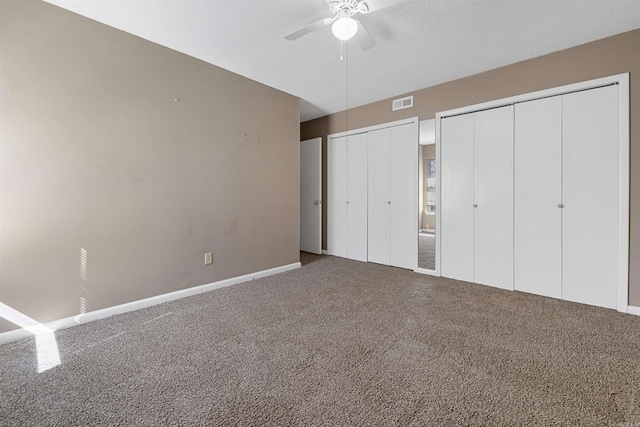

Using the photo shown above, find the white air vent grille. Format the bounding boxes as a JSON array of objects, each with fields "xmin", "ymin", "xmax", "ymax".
[{"xmin": 392, "ymin": 96, "xmax": 413, "ymax": 111}]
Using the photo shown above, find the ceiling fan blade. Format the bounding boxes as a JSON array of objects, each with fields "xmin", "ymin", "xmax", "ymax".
[
  {"xmin": 358, "ymin": 0, "xmax": 411, "ymax": 14},
  {"xmin": 285, "ymin": 17, "xmax": 334, "ymax": 41},
  {"xmin": 354, "ymin": 21, "xmax": 376, "ymax": 51}
]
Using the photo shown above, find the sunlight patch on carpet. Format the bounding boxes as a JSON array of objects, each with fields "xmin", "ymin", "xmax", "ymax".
[{"xmin": 0, "ymin": 302, "xmax": 61, "ymax": 373}]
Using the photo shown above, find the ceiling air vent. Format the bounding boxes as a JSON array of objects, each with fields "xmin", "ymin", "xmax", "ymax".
[{"xmin": 392, "ymin": 95, "xmax": 413, "ymax": 111}]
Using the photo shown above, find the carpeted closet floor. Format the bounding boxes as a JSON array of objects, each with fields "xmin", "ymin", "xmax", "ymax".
[{"xmin": 1, "ymin": 252, "xmax": 639, "ymax": 426}]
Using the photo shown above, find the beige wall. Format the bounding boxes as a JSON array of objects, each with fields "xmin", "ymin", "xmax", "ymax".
[
  {"xmin": 0, "ymin": 1, "xmax": 300, "ymax": 333},
  {"xmin": 301, "ymin": 29, "xmax": 640, "ymax": 306}
]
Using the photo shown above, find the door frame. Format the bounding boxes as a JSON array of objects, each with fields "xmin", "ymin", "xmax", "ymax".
[{"xmin": 435, "ymin": 73, "xmax": 629, "ymax": 313}]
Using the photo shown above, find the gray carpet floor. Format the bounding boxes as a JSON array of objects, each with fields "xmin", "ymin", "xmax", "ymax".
[{"xmin": 1, "ymin": 253, "xmax": 640, "ymax": 426}]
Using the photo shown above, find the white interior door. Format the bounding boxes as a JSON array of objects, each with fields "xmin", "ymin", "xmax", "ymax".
[
  {"xmin": 441, "ymin": 113, "xmax": 475, "ymax": 282},
  {"xmin": 514, "ymin": 97, "xmax": 562, "ymax": 298},
  {"xmin": 562, "ymin": 85, "xmax": 619, "ymax": 309},
  {"xmin": 328, "ymin": 136, "xmax": 347, "ymax": 258},
  {"xmin": 390, "ymin": 122, "xmax": 418, "ymax": 270},
  {"xmin": 474, "ymin": 106, "xmax": 514, "ymax": 290},
  {"xmin": 347, "ymin": 133, "xmax": 368, "ymax": 262},
  {"xmin": 368, "ymin": 128, "xmax": 391, "ymax": 265},
  {"xmin": 300, "ymin": 137, "xmax": 322, "ymax": 254}
]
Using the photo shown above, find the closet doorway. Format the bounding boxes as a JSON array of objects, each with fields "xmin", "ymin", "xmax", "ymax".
[
  {"xmin": 417, "ymin": 119, "xmax": 437, "ymax": 273},
  {"xmin": 327, "ymin": 117, "xmax": 418, "ymax": 270},
  {"xmin": 436, "ymin": 73, "xmax": 629, "ymax": 312}
]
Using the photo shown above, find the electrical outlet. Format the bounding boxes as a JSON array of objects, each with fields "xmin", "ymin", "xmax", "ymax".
[{"xmin": 204, "ymin": 252, "xmax": 213, "ymax": 265}]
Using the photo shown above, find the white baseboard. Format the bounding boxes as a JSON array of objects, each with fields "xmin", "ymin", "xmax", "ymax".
[
  {"xmin": 627, "ymin": 306, "xmax": 640, "ymax": 316},
  {"xmin": 322, "ymin": 250, "xmax": 330, "ymax": 255},
  {"xmin": 0, "ymin": 261, "xmax": 301, "ymax": 345}
]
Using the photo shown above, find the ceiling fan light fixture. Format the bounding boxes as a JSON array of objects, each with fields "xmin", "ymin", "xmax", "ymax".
[{"xmin": 332, "ymin": 16, "xmax": 358, "ymax": 41}]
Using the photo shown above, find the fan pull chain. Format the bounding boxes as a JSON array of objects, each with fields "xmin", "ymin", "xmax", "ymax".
[{"xmin": 340, "ymin": 40, "xmax": 344, "ymax": 61}]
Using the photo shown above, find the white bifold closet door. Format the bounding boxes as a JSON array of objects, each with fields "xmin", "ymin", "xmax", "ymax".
[
  {"xmin": 346, "ymin": 133, "xmax": 369, "ymax": 262},
  {"xmin": 514, "ymin": 86, "xmax": 620, "ymax": 309},
  {"xmin": 474, "ymin": 107, "xmax": 514, "ymax": 289},
  {"xmin": 367, "ymin": 123, "xmax": 417, "ymax": 270},
  {"xmin": 329, "ymin": 120, "xmax": 417, "ymax": 268},
  {"xmin": 562, "ymin": 85, "xmax": 619, "ymax": 309},
  {"xmin": 328, "ymin": 136, "xmax": 348, "ymax": 258},
  {"xmin": 441, "ymin": 106, "xmax": 513, "ymax": 289},
  {"xmin": 328, "ymin": 133, "xmax": 368, "ymax": 262},
  {"xmin": 367, "ymin": 128, "xmax": 391, "ymax": 265},
  {"xmin": 441, "ymin": 113, "xmax": 475, "ymax": 282},
  {"xmin": 389, "ymin": 123, "xmax": 418, "ymax": 270},
  {"xmin": 441, "ymin": 79, "xmax": 624, "ymax": 309},
  {"xmin": 514, "ymin": 96, "xmax": 563, "ymax": 299}
]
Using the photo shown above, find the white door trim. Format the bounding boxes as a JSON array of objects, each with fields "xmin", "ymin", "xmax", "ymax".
[
  {"xmin": 437, "ymin": 73, "xmax": 628, "ymax": 119},
  {"xmin": 617, "ymin": 74, "xmax": 630, "ymax": 312},
  {"xmin": 327, "ymin": 117, "xmax": 420, "ymax": 141},
  {"xmin": 436, "ymin": 73, "xmax": 629, "ymax": 313}
]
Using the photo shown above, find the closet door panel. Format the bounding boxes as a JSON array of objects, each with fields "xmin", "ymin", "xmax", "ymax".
[
  {"xmin": 441, "ymin": 114, "xmax": 475, "ymax": 282},
  {"xmin": 368, "ymin": 128, "xmax": 391, "ymax": 265},
  {"xmin": 474, "ymin": 106, "xmax": 514, "ymax": 290},
  {"xmin": 347, "ymin": 133, "xmax": 369, "ymax": 262},
  {"xmin": 514, "ymin": 97, "xmax": 562, "ymax": 298},
  {"xmin": 390, "ymin": 122, "xmax": 418, "ymax": 270},
  {"xmin": 562, "ymin": 85, "xmax": 619, "ymax": 309},
  {"xmin": 328, "ymin": 136, "xmax": 348, "ymax": 258}
]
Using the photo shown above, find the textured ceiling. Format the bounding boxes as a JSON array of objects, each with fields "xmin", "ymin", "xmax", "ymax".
[{"xmin": 44, "ymin": 0, "xmax": 640, "ymax": 122}]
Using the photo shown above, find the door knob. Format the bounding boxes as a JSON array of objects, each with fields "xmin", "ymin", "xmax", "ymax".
[
  {"xmin": 473, "ymin": 204, "xmax": 478, "ymax": 208},
  {"xmin": 314, "ymin": 200, "xmax": 320, "ymax": 205},
  {"xmin": 557, "ymin": 203, "xmax": 564, "ymax": 208}
]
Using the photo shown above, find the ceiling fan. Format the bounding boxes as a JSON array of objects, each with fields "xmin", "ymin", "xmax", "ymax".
[{"xmin": 285, "ymin": 0, "xmax": 410, "ymax": 51}]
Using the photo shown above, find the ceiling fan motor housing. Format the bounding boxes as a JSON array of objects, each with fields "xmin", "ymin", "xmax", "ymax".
[{"xmin": 329, "ymin": 0, "xmax": 369, "ymax": 17}]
